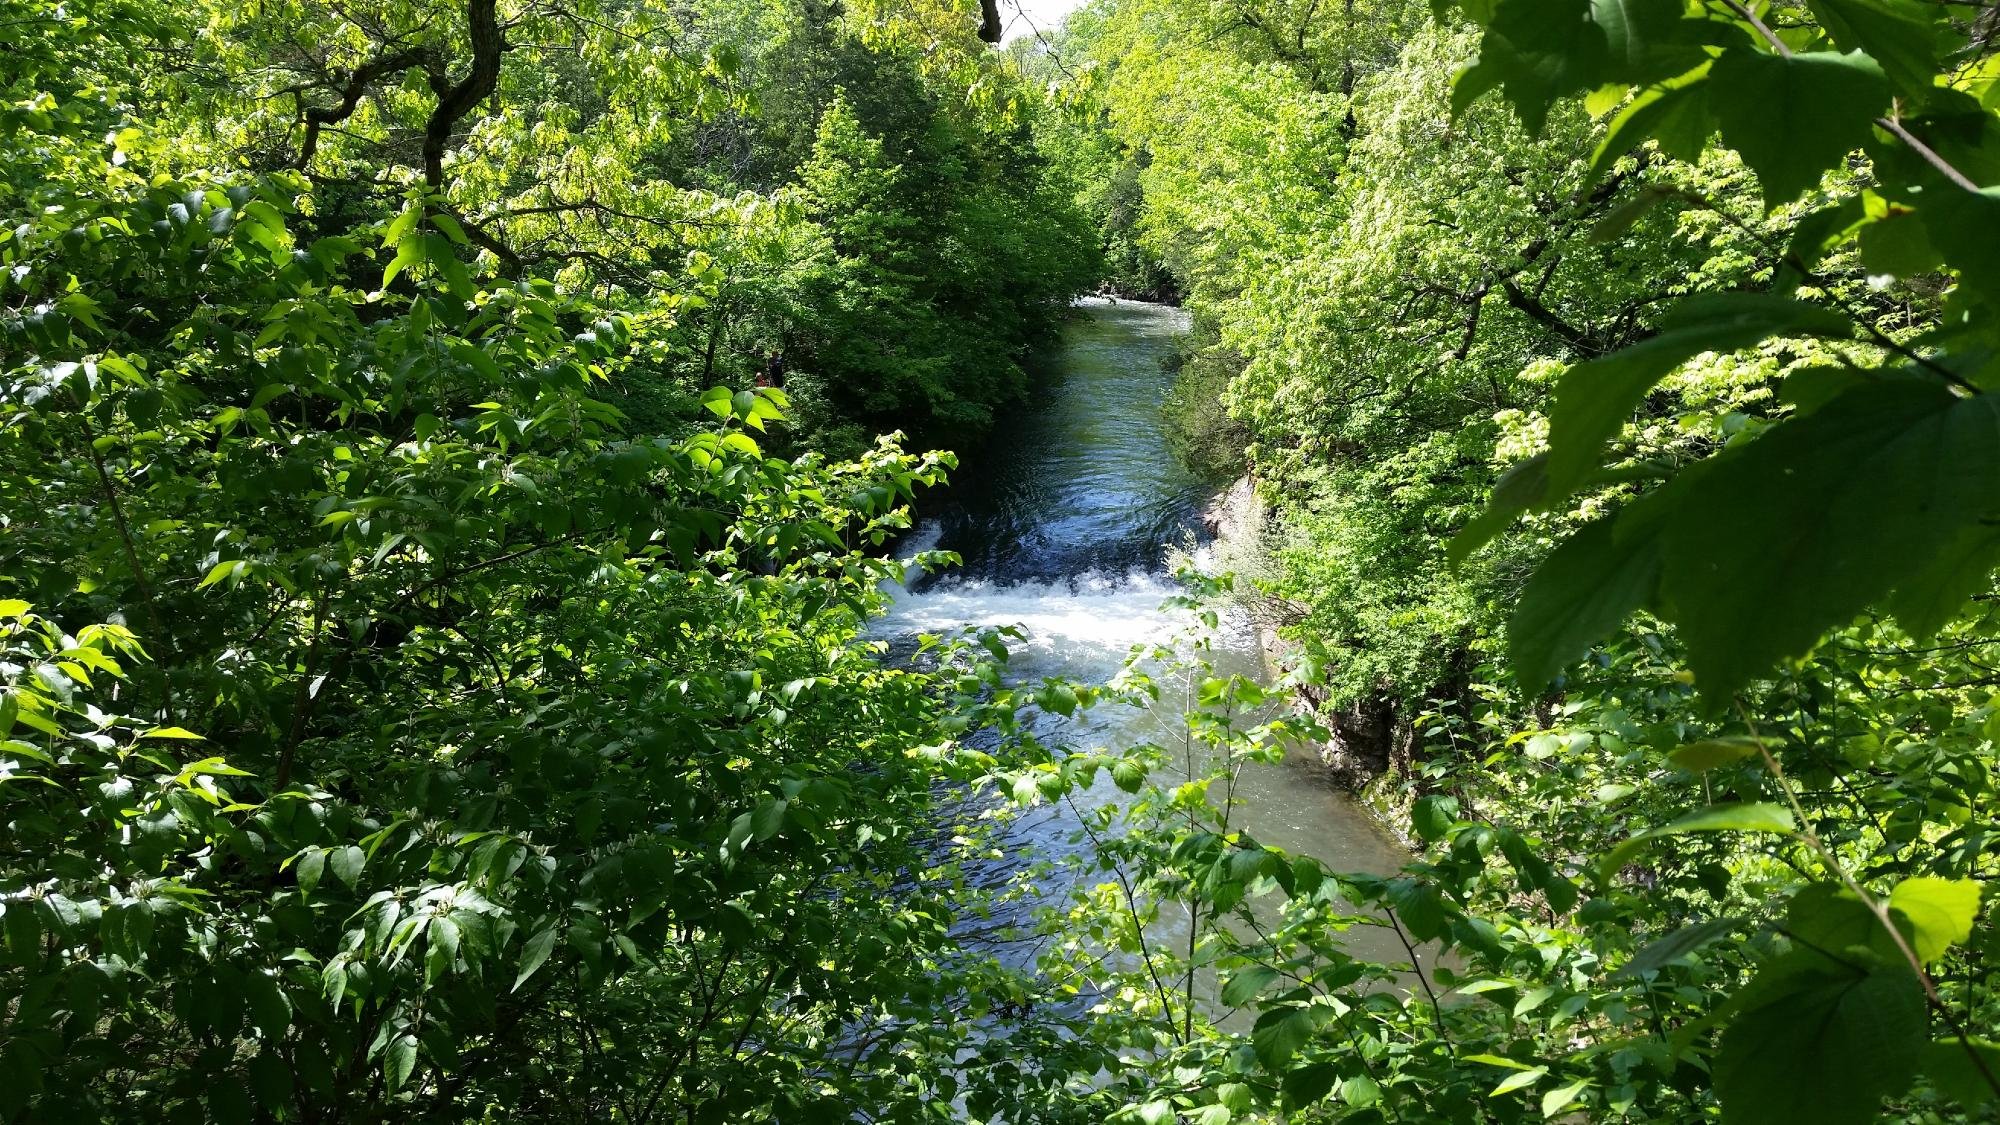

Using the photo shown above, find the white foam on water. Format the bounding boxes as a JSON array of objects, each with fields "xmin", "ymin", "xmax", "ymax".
[
  {"xmin": 893, "ymin": 522, "xmax": 946, "ymax": 561},
  {"xmin": 883, "ymin": 522, "xmax": 950, "ymax": 589},
  {"xmin": 1071, "ymin": 295, "xmax": 1193, "ymax": 329},
  {"xmin": 876, "ymin": 568, "xmax": 1191, "ymax": 669}
]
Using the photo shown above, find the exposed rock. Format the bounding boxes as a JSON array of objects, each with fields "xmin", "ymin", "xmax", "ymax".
[
  {"xmin": 1294, "ymin": 683, "xmax": 1414, "ymax": 789},
  {"xmin": 1202, "ymin": 474, "xmax": 1414, "ymax": 792},
  {"xmin": 1201, "ymin": 474, "xmax": 1259, "ymax": 540}
]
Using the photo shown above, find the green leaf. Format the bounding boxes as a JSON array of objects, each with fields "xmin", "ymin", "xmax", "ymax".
[
  {"xmin": 1542, "ymin": 1079, "xmax": 1589, "ymax": 1116},
  {"xmin": 1601, "ymin": 802, "xmax": 1794, "ymax": 877},
  {"xmin": 296, "ymin": 849, "xmax": 325, "ymax": 896},
  {"xmin": 1010, "ymin": 774, "xmax": 1042, "ymax": 805},
  {"xmin": 1714, "ymin": 954, "xmax": 1924, "ymax": 1125},
  {"xmin": 1887, "ymin": 877, "xmax": 1981, "ymax": 963},
  {"xmin": 248, "ymin": 1051, "xmax": 292, "ymax": 1112},
  {"xmin": 451, "ymin": 341, "xmax": 502, "ymax": 383},
  {"xmin": 1386, "ymin": 877, "xmax": 1449, "ymax": 942},
  {"xmin": 384, "ymin": 1033, "xmax": 418, "ymax": 1092},
  {"xmin": 1787, "ymin": 883, "xmax": 1894, "ymax": 962},
  {"xmin": 514, "ymin": 925, "xmax": 559, "ymax": 992},
  {"xmin": 1510, "ymin": 514, "xmax": 1660, "ymax": 691},
  {"xmin": 381, "ymin": 235, "xmax": 424, "ymax": 291},
  {"xmin": 1251, "ymin": 1006, "xmax": 1314, "ymax": 1067},
  {"xmin": 1542, "ymin": 293, "xmax": 1852, "ymax": 503},
  {"xmin": 1448, "ymin": 453, "xmax": 1547, "ymax": 564},
  {"xmin": 1921, "ymin": 187, "xmax": 2000, "ymax": 298},
  {"xmin": 1411, "ymin": 794, "xmax": 1460, "ymax": 842},
  {"xmin": 429, "ymin": 915, "xmax": 461, "ymax": 966},
  {"xmin": 1783, "ymin": 197, "xmax": 1868, "ymax": 282},
  {"xmin": 1655, "ymin": 801, "xmax": 1795, "ymax": 834},
  {"xmin": 1656, "ymin": 381, "xmax": 2000, "ymax": 695},
  {"xmin": 1466, "ymin": 1053, "xmax": 1538, "ymax": 1070},
  {"xmin": 430, "ymin": 210, "xmax": 471, "ymax": 246},
  {"xmin": 1221, "ymin": 965, "xmax": 1279, "ymax": 1007},
  {"xmin": 208, "ymin": 1084, "xmax": 254, "ymax": 1125},
  {"xmin": 1471, "ymin": 0, "xmax": 1610, "ymax": 135},
  {"xmin": 245, "ymin": 971, "xmax": 291, "ymax": 1038},
  {"xmin": 750, "ymin": 797, "xmax": 788, "ymax": 842},
  {"xmin": 1921, "ymin": 1037, "xmax": 2000, "ymax": 1111},
  {"xmin": 1709, "ymin": 48, "xmax": 1890, "ymax": 207},
  {"xmin": 979, "ymin": 632, "xmax": 1010, "ymax": 663},
  {"xmin": 329, "ymin": 845, "xmax": 364, "ymax": 889},
  {"xmin": 197, "ymin": 560, "xmax": 245, "ymax": 589},
  {"xmin": 1805, "ymin": 0, "xmax": 1943, "ymax": 96},
  {"xmin": 1587, "ymin": 69, "xmax": 1713, "ymax": 184},
  {"xmin": 700, "ymin": 387, "xmax": 734, "ymax": 418},
  {"xmin": 1280, "ymin": 1062, "xmax": 1340, "ymax": 1110},
  {"xmin": 1591, "ymin": 0, "xmax": 1701, "ymax": 83},
  {"xmin": 1613, "ymin": 917, "xmax": 1741, "ymax": 978},
  {"xmin": 1341, "ymin": 1074, "xmax": 1381, "ymax": 1107},
  {"xmin": 1453, "ymin": 57, "xmax": 1508, "ymax": 117},
  {"xmin": 427, "ymin": 236, "xmax": 472, "ymax": 298},
  {"xmin": 1776, "ymin": 362, "xmax": 1907, "ymax": 416},
  {"xmin": 1513, "ymin": 985, "xmax": 1555, "ymax": 1018},
  {"xmin": 1668, "ymin": 736, "xmax": 1764, "ymax": 772},
  {"xmin": 141, "ymin": 726, "xmax": 205, "ymax": 740},
  {"xmin": 1588, "ymin": 185, "xmax": 1675, "ymax": 242},
  {"xmin": 382, "ymin": 204, "xmax": 421, "ymax": 248},
  {"xmin": 1111, "ymin": 759, "xmax": 1145, "ymax": 792},
  {"xmin": 1858, "ymin": 209, "xmax": 1942, "ymax": 277},
  {"xmin": 1490, "ymin": 1066, "xmax": 1549, "ymax": 1096},
  {"xmin": 180, "ymin": 756, "xmax": 251, "ymax": 777},
  {"xmin": 12, "ymin": 707, "xmax": 60, "ymax": 737},
  {"xmin": 1883, "ymin": 522, "xmax": 2000, "ymax": 641}
]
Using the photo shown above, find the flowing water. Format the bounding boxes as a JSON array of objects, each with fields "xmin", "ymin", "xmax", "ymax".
[{"xmin": 875, "ymin": 298, "xmax": 1411, "ymax": 974}]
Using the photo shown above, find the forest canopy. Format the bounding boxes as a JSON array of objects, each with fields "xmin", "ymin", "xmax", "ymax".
[{"xmin": 5, "ymin": 0, "xmax": 2000, "ymax": 1120}]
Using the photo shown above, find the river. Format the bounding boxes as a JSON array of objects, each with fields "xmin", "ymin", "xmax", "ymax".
[{"xmin": 873, "ymin": 298, "xmax": 1410, "ymax": 977}]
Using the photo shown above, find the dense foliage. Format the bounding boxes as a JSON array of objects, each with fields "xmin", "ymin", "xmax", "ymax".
[
  {"xmin": 0, "ymin": 0, "xmax": 1093, "ymax": 1118},
  {"xmin": 1017, "ymin": 0, "xmax": 2000, "ymax": 1122},
  {"xmin": 9, "ymin": 0, "xmax": 2000, "ymax": 1119}
]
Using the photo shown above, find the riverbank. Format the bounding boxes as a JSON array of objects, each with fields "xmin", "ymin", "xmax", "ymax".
[{"xmin": 1200, "ymin": 475, "xmax": 1421, "ymax": 847}]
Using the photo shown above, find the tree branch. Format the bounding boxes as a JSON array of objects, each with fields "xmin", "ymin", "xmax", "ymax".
[
  {"xmin": 1500, "ymin": 278, "xmax": 1598, "ymax": 352},
  {"xmin": 298, "ymin": 47, "xmax": 429, "ymax": 172},
  {"xmin": 422, "ymin": 0, "xmax": 506, "ymax": 189}
]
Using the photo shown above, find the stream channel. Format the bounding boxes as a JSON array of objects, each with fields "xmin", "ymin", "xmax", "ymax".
[{"xmin": 872, "ymin": 298, "xmax": 1412, "ymax": 985}]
